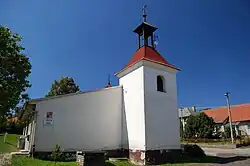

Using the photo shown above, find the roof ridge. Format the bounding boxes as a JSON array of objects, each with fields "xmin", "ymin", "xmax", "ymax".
[
  {"xmin": 231, "ymin": 103, "xmax": 250, "ymax": 107},
  {"xmin": 116, "ymin": 46, "xmax": 179, "ymax": 75},
  {"xmin": 27, "ymin": 85, "xmax": 122, "ymax": 104},
  {"xmin": 202, "ymin": 103, "xmax": 250, "ymax": 111}
]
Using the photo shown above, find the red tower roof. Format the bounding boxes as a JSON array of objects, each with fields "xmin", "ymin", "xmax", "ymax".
[{"xmin": 119, "ymin": 46, "xmax": 179, "ymax": 73}]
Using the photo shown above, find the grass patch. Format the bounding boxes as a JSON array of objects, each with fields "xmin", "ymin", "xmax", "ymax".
[
  {"xmin": 0, "ymin": 133, "xmax": 19, "ymax": 153},
  {"xmin": 12, "ymin": 155, "xmax": 77, "ymax": 166},
  {"xmin": 107, "ymin": 161, "xmax": 199, "ymax": 166},
  {"xmin": 12, "ymin": 156, "xmax": 207, "ymax": 166},
  {"xmin": 107, "ymin": 161, "xmax": 135, "ymax": 166}
]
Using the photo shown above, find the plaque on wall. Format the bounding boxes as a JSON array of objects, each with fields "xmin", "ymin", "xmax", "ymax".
[{"xmin": 44, "ymin": 112, "xmax": 54, "ymax": 125}]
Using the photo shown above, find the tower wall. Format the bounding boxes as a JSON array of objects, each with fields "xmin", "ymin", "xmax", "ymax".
[
  {"xmin": 144, "ymin": 66, "xmax": 180, "ymax": 150},
  {"xmin": 119, "ymin": 66, "xmax": 146, "ymax": 151},
  {"xmin": 116, "ymin": 10, "xmax": 181, "ymax": 164},
  {"xmin": 118, "ymin": 62, "xmax": 180, "ymax": 165}
]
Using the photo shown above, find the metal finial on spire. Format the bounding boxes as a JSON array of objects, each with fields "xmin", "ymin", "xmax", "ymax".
[
  {"xmin": 106, "ymin": 74, "xmax": 112, "ymax": 88},
  {"xmin": 108, "ymin": 74, "xmax": 110, "ymax": 84},
  {"xmin": 142, "ymin": 5, "xmax": 147, "ymax": 22}
]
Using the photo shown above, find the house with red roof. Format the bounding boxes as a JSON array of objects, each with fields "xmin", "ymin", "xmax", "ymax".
[
  {"xmin": 7, "ymin": 117, "xmax": 19, "ymax": 123},
  {"xmin": 202, "ymin": 103, "xmax": 250, "ymax": 136}
]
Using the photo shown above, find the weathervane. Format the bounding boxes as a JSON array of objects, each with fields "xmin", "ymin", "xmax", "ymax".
[{"xmin": 142, "ymin": 5, "xmax": 147, "ymax": 22}]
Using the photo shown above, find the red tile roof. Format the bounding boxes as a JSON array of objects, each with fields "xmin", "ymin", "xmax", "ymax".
[
  {"xmin": 118, "ymin": 46, "xmax": 179, "ymax": 74},
  {"xmin": 7, "ymin": 117, "xmax": 19, "ymax": 123},
  {"xmin": 202, "ymin": 103, "xmax": 250, "ymax": 123}
]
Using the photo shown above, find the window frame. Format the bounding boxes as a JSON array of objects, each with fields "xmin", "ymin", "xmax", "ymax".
[{"xmin": 157, "ymin": 75, "xmax": 166, "ymax": 93}]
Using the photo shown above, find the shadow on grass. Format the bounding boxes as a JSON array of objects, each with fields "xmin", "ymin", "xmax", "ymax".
[
  {"xmin": 182, "ymin": 155, "xmax": 249, "ymax": 164},
  {"xmin": 5, "ymin": 142, "xmax": 16, "ymax": 147},
  {"xmin": 105, "ymin": 163, "xmax": 116, "ymax": 166},
  {"xmin": 104, "ymin": 156, "xmax": 250, "ymax": 165},
  {"xmin": 153, "ymin": 155, "xmax": 250, "ymax": 165},
  {"xmin": 212, "ymin": 156, "xmax": 250, "ymax": 164},
  {"xmin": 29, "ymin": 155, "xmax": 250, "ymax": 166}
]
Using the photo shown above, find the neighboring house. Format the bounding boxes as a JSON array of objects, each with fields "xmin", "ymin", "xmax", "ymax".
[
  {"xmin": 7, "ymin": 117, "xmax": 19, "ymax": 123},
  {"xmin": 202, "ymin": 104, "xmax": 250, "ymax": 136},
  {"xmin": 179, "ymin": 106, "xmax": 199, "ymax": 129}
]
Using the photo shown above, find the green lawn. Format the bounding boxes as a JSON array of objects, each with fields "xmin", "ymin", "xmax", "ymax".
[
  {"xmin": 0, "ymin": 133, "xmax": 19, "ymax": 153},
  {"xmin": 12, "ymin": 156, "xmax": 77, "ymax": 166},
  {"xmin": 12, "ymin": 156, "xmax": 204, "ymax": 166}
]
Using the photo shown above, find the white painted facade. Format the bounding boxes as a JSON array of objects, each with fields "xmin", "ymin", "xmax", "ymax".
[
  {"xmin": 26, "ymin": 87, "xmax": 124, "ymax": 152},
  {"xmin": 23, "ymin": 57, "xmax": 180, "ymax": 154},
  {"xmin": 119, "ymin": 66, "xmax": 146, "ymax": 150},
  {"xmin": 116, "ymin": 60, "xmax": 180, "ymax": 151},
  {"xmin": 23, "ymin": 58, "xmax": 180, "ymax": 153},
  {"xmin": 144, "ymin": 64, "xmax": 180, "ymax": 150},
  {"xmin": 218, "ymin": 122, "xmax": 250, "ymax": 136},
  {"xmin": 238, "ymin": 123, "xmax": 250, "ymax": 135}
]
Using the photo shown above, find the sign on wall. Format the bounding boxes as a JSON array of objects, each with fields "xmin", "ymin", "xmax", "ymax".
[{"xmin": 44, "ymin": 112, "xmax": 54, "ymax": 125}]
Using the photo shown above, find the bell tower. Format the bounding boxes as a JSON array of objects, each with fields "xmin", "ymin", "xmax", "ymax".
[
  {"xmin": 116, "ymin": 6, "xmax": 181, "ymax": 165},
  {"xmin": 134, "ymin": 5, "xmax": 158, "ymax": 49}
]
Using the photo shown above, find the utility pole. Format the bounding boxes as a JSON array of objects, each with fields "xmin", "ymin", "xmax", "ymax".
[
  {"xmin": 180, "ymin": 107, "xmax": 184, "ymax": 132},
  {"xmin": 224, "ymin": 92, "xmax": 234, "ymax": 144}
]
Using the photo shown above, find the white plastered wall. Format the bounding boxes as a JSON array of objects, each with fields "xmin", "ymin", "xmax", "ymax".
[
  {"xmin": 144, "ymin": 65, "xmax": 180, "ymax": 150},
  {"xmin": 33, "ymin": 86, "xmax": 123, "ymax": 152},
  {"xmin": 119, "ymin": 66, "xmax": 146, "ymax": 150}
]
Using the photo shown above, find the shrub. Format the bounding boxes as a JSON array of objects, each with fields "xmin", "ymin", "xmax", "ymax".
[
  {"xmin": 184, "ymin": 113, "xmax": 215, "ymax": 139},
  {"xmin": 183, "ymin": 144, "xmax": 205, "ymax": 158},
  {"xmin": 223, "ymin": 126, "xmax": 236, "ymax": 139},
  {"xmin": 52, "ymin": 144, "xmax": 65, "ymax": 163},
  {"xmin": 240, "ymin": 137, "xmax": 250, "ymax": 146},
  {"xmin": 5, "ymin": 121, "xmax": 24, "ymax": 134}
]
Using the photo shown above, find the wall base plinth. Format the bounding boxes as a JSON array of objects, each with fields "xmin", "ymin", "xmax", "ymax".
[{"xmin": 129, "ymin": 149, "xmax": 182, "ymax": 165}]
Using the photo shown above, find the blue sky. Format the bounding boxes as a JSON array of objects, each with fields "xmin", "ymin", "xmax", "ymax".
[{"xmin": 1, "ymin": 0, "xmax": 250, "ymax": 108}]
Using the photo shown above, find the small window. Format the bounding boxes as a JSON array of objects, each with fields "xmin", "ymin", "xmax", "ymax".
[{"xmin": 157, "ymin": 75, "xmax": 165, "ymax": 92}]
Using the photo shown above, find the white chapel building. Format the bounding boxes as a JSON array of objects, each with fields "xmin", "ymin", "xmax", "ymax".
[{"xmin": 23, "ymin": 13, "xmax": 181, "ymax": 165}]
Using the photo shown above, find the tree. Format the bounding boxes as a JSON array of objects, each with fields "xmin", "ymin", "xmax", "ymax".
[
  {"xmin": 184, "ymin": 112, "xmax": 215, "ymax": 138},
  {"xmin": 0, "ymin": 26, "xmax": 31, "ymax": 127},
  {"xmin": 46, "ymin": 77, "xmax": 80, "ymax": 97},
  {"xmin": 224, "ymin": 126, "xmax": 236, "ymax": 138},
  {"xmin": 14, "ymin": 94, "xmax": 31, "ymax": 125}
]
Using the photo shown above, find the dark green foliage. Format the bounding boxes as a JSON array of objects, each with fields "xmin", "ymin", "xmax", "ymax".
[
  {"xmin": 238, "ymin": 137, "xmax": 250, "ymax": 147},
  {"xmin": 213, "ymin": 125, "xmax": 222, "ymax": 138},
  {"xmin": 184, "ymin": 112, "xmax": 215, "ymax": 138},
  {"xmin": 223, "ymin": 126, "xmax": 236, "ymax": 138},
  {"xmin": 46, "ymin": 77, "xmax": 80, "ymax": 97},
  {"xmin": 5, "ymin": 121, "xmax": 24, "ymax": 134},
  {"xmin": 0, "ymin": 117, "xmax": 24, "ymax": 134},
  {"xmin": 52, "ymin": 144, "xmax": 65, "ymax": 164},
  {"xmin": 13, "ymin": 94, "xmax": 30, "ymax": 124},
  {"xmin": 0, "ymin": 115, "xmax": 7, "ymax": 133},
  {"xmin": 0, "ymin": 26, "xmax": 31, "ymax": 129},
  {"xmin": 183, "ymin": 144, "xmax": 205, "ymax": 158}
]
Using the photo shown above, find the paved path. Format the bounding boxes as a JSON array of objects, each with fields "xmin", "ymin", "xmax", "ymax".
[
  {"xmin": 0, "ymin": 153, "xmax": 11, "ymax": 166},
  {"xmin": 202, "ymin": 147, "xmax": 250, "ymax": 157},
  {"xmin": 201, "ymin": 148, "xmax": 250, "ymax": 166},
  {"xmin": 205, "ymin": 156, "xmax": 250, "ymax": 166}
]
